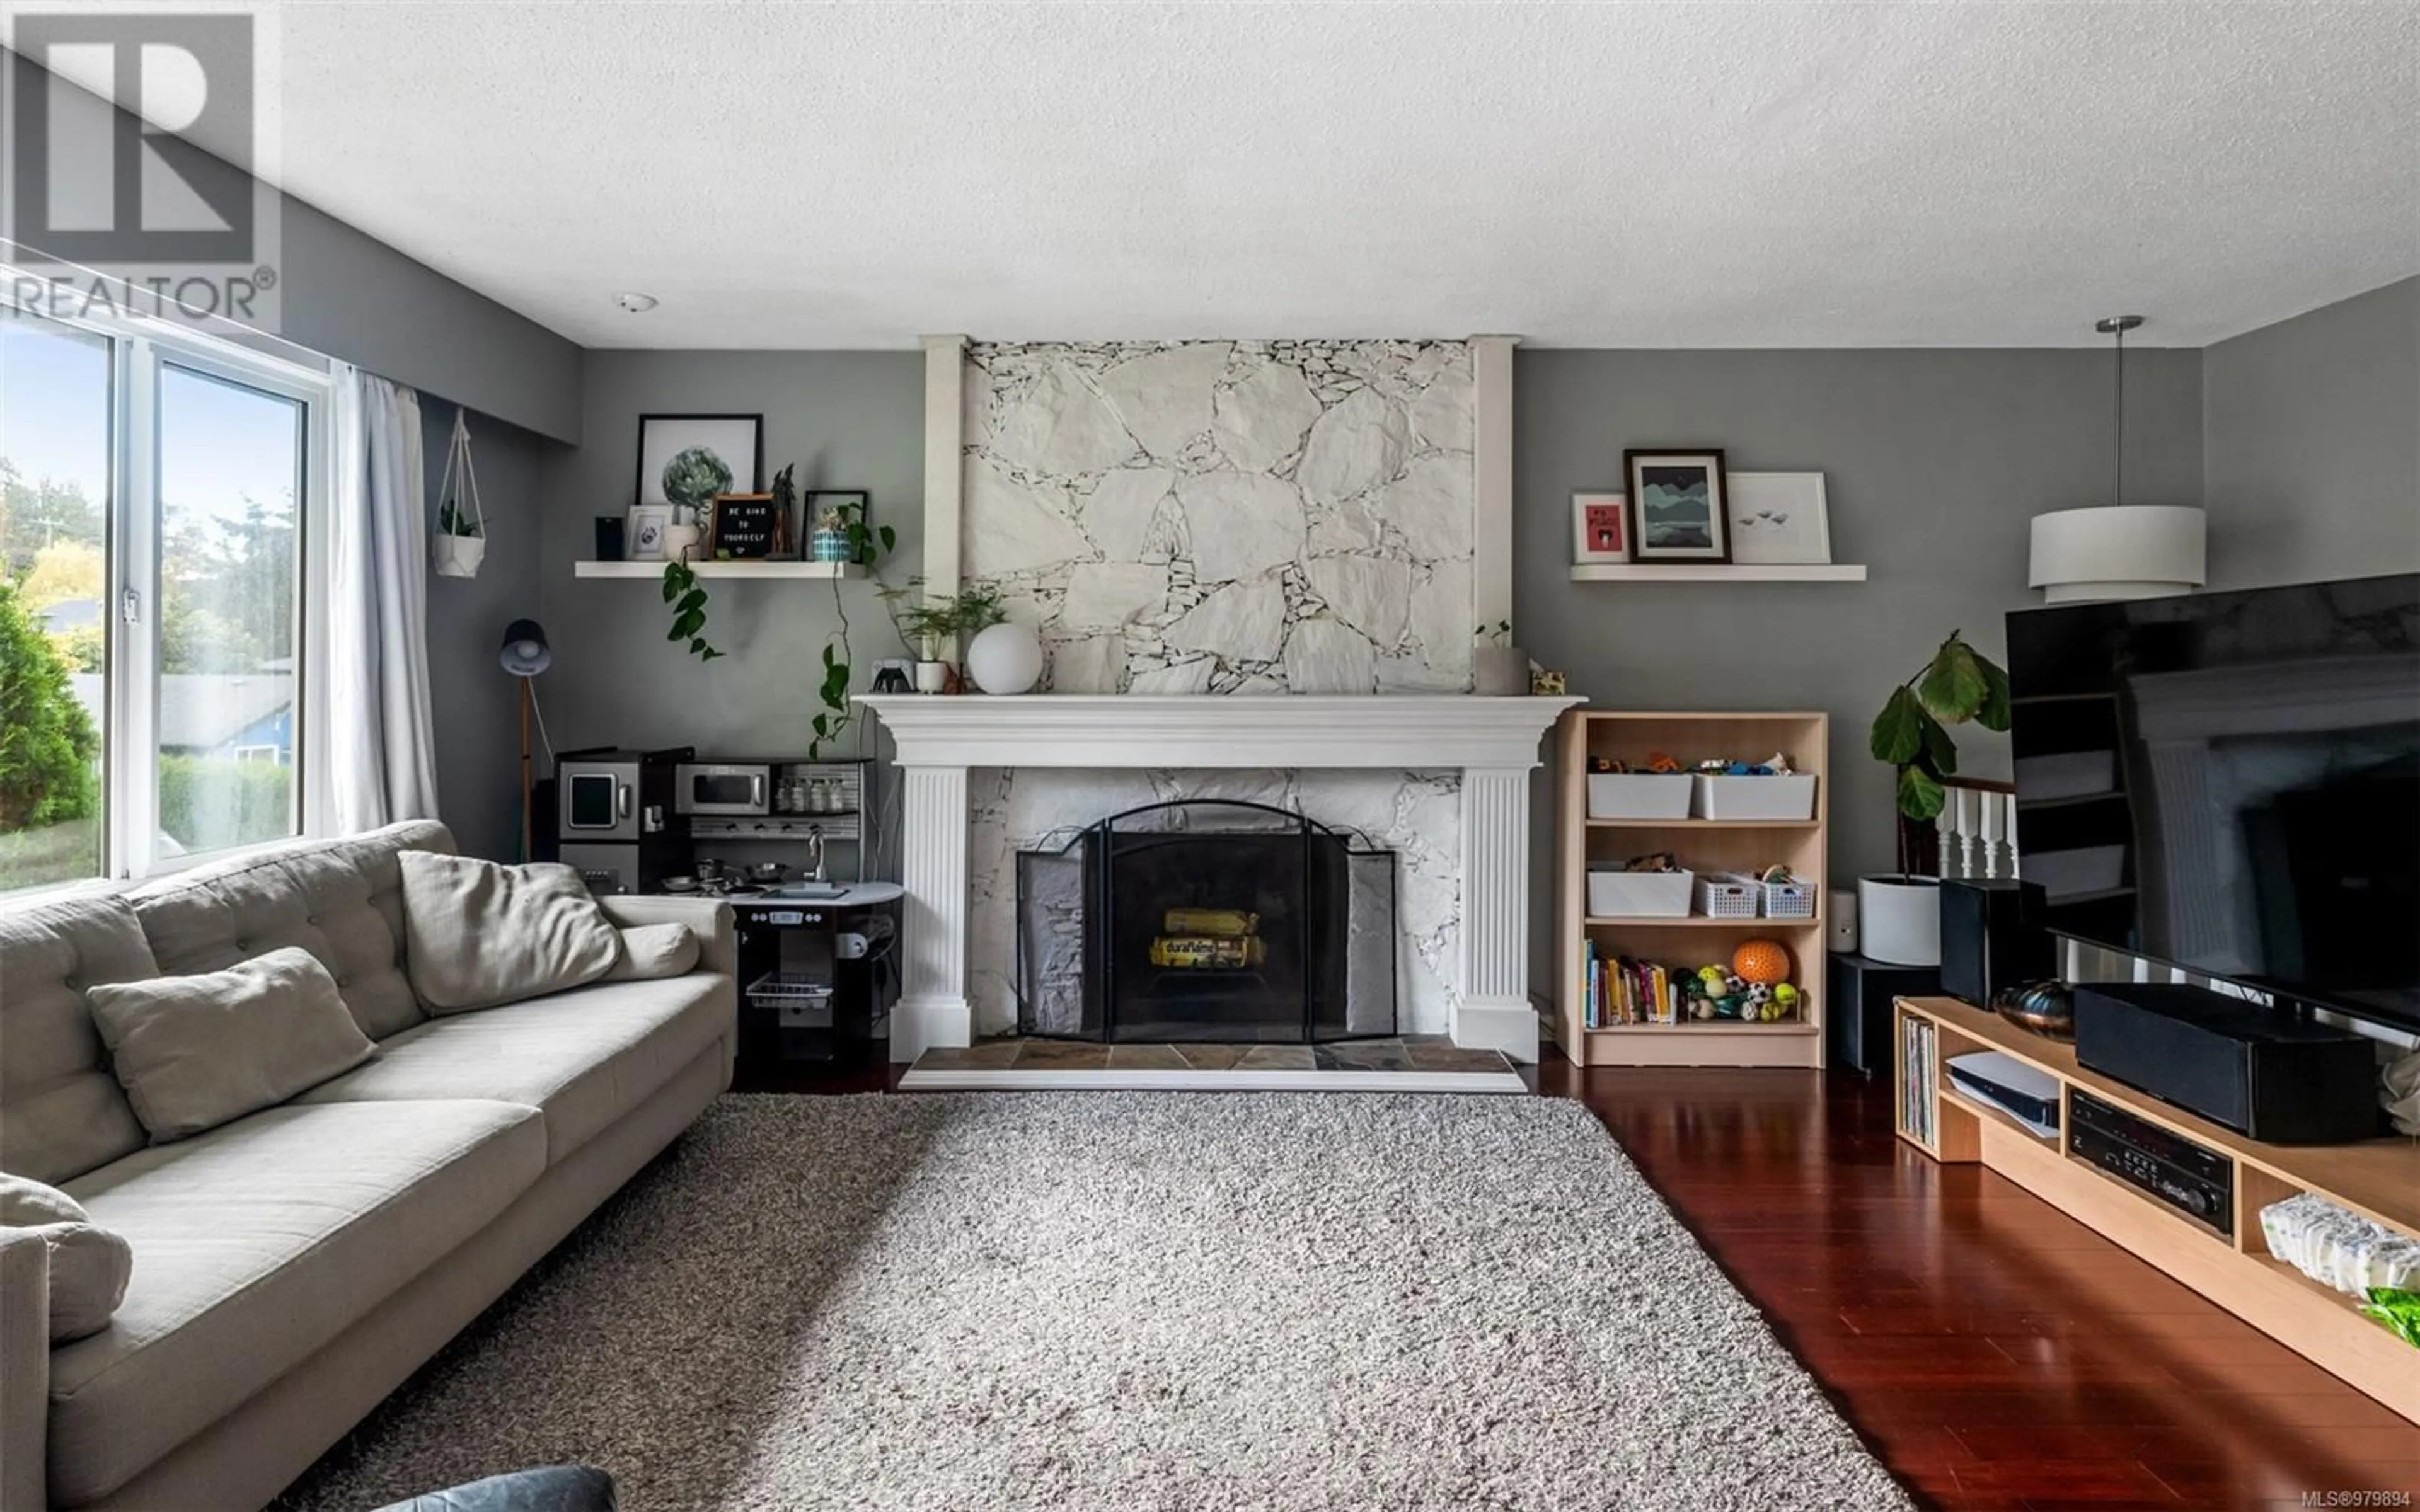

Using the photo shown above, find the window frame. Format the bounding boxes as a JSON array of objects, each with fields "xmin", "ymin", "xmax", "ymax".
[{"xmin": 5, "ymin": 282, "xmax": 335, "ymax": 885}]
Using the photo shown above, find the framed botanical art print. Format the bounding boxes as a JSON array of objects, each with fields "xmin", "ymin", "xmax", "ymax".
[
  {"xmin": 1572, "ymin": 491, "xmax": 1630, "ymax": 564},
  {"xmin": 1726, "ymin": 471, "xmax": 1833, "ymax": 565},
  {"xmin": 636, "ymin": 414, "xmax": 763, "ymax": 513},
  {"xmin": 1623, "ymin": 449, "xmax": 1731, "ymax": 563}
]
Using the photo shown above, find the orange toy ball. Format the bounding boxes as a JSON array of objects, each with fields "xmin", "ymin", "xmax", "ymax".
[{"xmin": 1732, "ymin": 939, "xmax": 1792, "ymax": 985}]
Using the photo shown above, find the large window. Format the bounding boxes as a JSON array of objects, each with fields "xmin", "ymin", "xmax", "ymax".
[{"xmin": 1, "ymin": 297, "xmax": 328, "ymax": 890}]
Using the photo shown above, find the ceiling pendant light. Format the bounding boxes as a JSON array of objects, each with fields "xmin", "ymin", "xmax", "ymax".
[{"xmin": 2028, "ymin": 315, "xmax": 2206, "ymax": 603}]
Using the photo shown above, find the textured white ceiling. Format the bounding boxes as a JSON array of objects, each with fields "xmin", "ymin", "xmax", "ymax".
[{"xmin": 249, "ymin": 2, "xmax": 2419, "ymax": 348}]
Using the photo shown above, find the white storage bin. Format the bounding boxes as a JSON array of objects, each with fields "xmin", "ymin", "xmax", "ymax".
[
  {"xmin": 1760, "ymin": 876, "xmax": 1818, "ymax": 919},
  {"xmin": 1696, "ymin": 873, "xmax": 1761, "ymax": 918},
  {"xmin": 1587, "ymin": 868, "xmax": 1695, "ymax": 918},
  {"xmin": 1691, "ymin": 773, "xmax": 1818, "ymax": 822},
  {"xmin": 1587, "ymin": 772, "xmax": 1695, "ymax": 820}
]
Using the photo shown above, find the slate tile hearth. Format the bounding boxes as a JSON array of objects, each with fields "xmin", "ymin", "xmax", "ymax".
[{"xmin": 908, "ymin": 1036, "xmax": 1516, "ymax": 1080}]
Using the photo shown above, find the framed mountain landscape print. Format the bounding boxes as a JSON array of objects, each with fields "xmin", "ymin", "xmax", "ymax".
[{"xmin": 1623, "ymin": 448, "xmax": 1731, "ymax": 563}]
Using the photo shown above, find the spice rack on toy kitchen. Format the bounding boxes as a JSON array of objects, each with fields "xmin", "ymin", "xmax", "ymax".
[{"xmin": 1553, "ymin": 710, "xmax": 1830, "ymax": 1068}]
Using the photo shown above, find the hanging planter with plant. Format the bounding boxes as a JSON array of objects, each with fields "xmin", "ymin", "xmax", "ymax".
[{"xmin": 432, "ymin": 410, "xmax": 486, "ymax": 578}]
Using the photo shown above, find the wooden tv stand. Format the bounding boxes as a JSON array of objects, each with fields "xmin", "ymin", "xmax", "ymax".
[{"xmin": 1894, "ymin": 995, "xmax": 2420, "ymax": 1423}]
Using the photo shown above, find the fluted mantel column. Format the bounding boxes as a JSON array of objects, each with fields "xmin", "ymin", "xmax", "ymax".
[
  {"xmin": 893, "ymin": 765, "xmax": 972, "ymax": 1061},
  {"xmin": 1456, "ymin": 765, "xmax": 1538, "ymax": 1061}
]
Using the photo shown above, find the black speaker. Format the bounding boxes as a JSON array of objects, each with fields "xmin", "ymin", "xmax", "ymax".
[
  {"xmin": 1827, "ymin": 952, "xmax": 1941, "ymax": 1075},
  {"xmin": 1940, "ymin": 878, "xmax": 2054, "ymax": 1007},
  {"xmin": 2073, "ymin": 983, "xmax": 2380, "ymax": 1144}
]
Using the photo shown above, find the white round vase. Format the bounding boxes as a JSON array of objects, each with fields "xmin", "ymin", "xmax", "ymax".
[
  {"xmin": 1858, "ymin": 874, "xmax": 1942, "ymax": 966},
  {"xmin": 965, "ymin": 622, "xmax": 1044, "ymax": 695}
]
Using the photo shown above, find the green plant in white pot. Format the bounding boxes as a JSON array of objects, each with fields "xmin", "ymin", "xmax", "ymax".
[
  {"xmin": 433, "ymin": 496, "xmax": 485, "ymax": 578},
  {"xmin": 1861, "ymin": 629, "xmax": 2012, "ymax": 965}
]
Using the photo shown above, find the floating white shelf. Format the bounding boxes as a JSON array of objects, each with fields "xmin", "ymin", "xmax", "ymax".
[
  {"xmin": 1568, "ymin": 563, "xmax": 1867, "ymax": 583},
  {"xmin": 573, "ymin": 559, "xmax": 863, "ymax": 580}
]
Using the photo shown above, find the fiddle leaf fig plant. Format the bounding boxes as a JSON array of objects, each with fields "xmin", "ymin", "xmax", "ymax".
[
  {"xmin": 1870, "ymin": 630, "xmax": 2010, "ymax": 866},
  {"xmin": 661, "ymin": 558, "xmax": 723, "ymax": 662}
]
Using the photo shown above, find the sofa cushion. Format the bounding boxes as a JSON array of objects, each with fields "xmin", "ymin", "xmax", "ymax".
[
  {"xmin": 0, "ymin": 893, "xmax": 159, "ymax": 1184},
  {"xmin": 398, "ymin": 854, "xmax": 623, "ymax": 1014},
  {"xmin": 50, "ymin": 1098, "xmax": 544, "ymax": 1508},
  {"xmin": 606, "ymin": 922, "xmax": 698, "ymax": 982},
  {"xmin": 0, "ymin": 1173, "xmax": 132, "ymax": 1343},
  {"xmin": 86, "ymin": 947, "xmax": 378, "ymax": 1142},
  {"xmin": 297, "ymin": 974, "xmax": 733, "ymax": 1165},
  {"xmin": 129, "ymin": 820, "xmax": 454, "ymax": 1041}
]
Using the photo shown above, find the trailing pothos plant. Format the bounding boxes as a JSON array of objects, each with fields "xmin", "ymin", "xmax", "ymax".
[
  {"xmin": 1869, "ymin": 630, "xmax": 2012, "ymax": 874},
  {"xmin": 809, "ymin": 499, "xmax": 899, "ymax": 758},
  {"xmin": 660, "ymin": 558, "xmax": 723, "ymax": 662}
]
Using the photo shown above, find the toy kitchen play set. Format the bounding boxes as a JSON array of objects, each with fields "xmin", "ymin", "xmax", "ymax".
[{"xmin": 544, "ymin": 747, "xmax": 900, "ymax": 1075}]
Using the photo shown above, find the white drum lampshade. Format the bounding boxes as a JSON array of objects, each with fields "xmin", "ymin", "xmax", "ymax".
[
  {"xmin": 2028, "ymin": 504, "xmax": 2206, "ymax": 603},
  {"xmin": 2029, "ymin": 315, "xmax": 2208, "ymax": 605},
  {"xmin": 965, "ymin": 622, "xmax": 1044, "ymax": 695}
]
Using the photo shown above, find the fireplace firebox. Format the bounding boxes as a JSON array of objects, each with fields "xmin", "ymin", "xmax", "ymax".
[{"xmin": 1015, "ymin": 801, "xmax": 1397, "ymax": 1043}]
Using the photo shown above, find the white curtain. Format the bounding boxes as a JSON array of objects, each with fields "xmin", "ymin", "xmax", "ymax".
[{"xmin": 328, "ymin": 365, "xmax": 440, "ymax": 832}]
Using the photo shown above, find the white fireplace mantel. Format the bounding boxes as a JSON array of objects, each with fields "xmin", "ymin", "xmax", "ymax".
[
  {"xmin": 858, "ymin": 694, "xmax": 1580, "ymax": 1064},
  {"xmin": 861, "ymin": 694, "xmax": 1576, "ymax": 769}
]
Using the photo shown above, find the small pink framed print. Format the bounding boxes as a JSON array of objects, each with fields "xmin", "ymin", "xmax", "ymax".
[{"xmin": 1573, "ymin": 491, "xmax": 1630, "ymax": 564}]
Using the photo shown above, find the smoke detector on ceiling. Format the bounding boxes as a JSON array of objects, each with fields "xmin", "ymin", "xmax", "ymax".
[{"xmin": 614, "ymin": 292, "xmax": 660, "ymax": 314}]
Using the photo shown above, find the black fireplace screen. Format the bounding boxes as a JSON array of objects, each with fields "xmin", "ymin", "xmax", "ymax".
[{"xmin": 1015, "ymin": 800, "xmax": 1398, "ymax": 1043}]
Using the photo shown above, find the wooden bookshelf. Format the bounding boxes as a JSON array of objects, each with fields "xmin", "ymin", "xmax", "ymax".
[
  {"xmin": 1895, "ymin": 994, "xmax": 2420, "ymax": 1424},
  {"xmin": 1554, "ymin": 710, "xmax": 1829, "ymax": 1068}
]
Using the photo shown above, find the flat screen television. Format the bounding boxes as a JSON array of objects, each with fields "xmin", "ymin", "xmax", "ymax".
[{"xmin": 2004, "ymin": 573, "xmax": 2420, "ymax": 1035}]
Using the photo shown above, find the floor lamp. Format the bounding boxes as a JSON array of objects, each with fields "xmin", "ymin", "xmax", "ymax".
[{"xmin": 499, "ymin": 619, "xmax": 551, "ymax": 861}]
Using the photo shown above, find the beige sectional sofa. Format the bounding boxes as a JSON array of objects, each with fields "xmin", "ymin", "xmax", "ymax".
[{"xmin": 0, "ymin": 822, "xmax": 736, "ymax": 1511}]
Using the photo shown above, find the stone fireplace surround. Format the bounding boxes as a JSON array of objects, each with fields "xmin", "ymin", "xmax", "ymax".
[
  {"xmin": 875, "ymin": 335, "xmax": 1545, "ymax": 1065},
  {"xmin": 858, "ymin": 694, "xmax": 1579, "ymax": 1063}
]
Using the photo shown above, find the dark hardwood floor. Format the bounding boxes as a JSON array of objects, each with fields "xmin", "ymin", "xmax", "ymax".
[
  {"xmin": 1538, "ymin": 1060, "xmax": 2420, "ymax": 1511},
  {"xmin": 740, "ymin": 1050, "xmax": 2417, "ymax": 1508}
]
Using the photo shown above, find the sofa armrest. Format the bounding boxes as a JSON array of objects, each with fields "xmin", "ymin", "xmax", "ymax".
[
  {"xmin": 0, "ymin": 1230, "xmax": 47, "ymax": 1512},
  {"xmin": 596, "ymin": 896, "xmax": 736, "ymax": 980}
]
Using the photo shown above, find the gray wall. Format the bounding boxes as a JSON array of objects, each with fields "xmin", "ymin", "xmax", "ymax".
[
  {"xmin": 281, "ymin": 200, "xmax": 584, "ymax": 444},
  {"xmin": 2, "ymin": 48, "xmax": 584, "ymax": 444},
  {"xmin": 1513, "ymin": 346, "xmax": 2205, "ymax": 976},
  {"xmin": 421, "ymin": 399, "xmax": 559, "ymax": 861},
  {"xmin": 2202, "ymin": 277, "xmax": 2420, "ymax": 588},
  {"xmin": 534, "ymin": 352, "xmax": 926, "ymax": 871}
]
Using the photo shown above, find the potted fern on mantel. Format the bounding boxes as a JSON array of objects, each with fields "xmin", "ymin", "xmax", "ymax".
[{"xmin": 1862, "ymin": 630, "xmax": 2012, "ymax": 966}]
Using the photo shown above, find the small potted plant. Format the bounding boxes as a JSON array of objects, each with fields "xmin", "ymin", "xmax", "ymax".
[
  {"xmin": 892, "ymin": 585, "xmax": 1008, "ymax": 694},
  {"xmin": 433, "ymin": 495, "xmax": 484, "ymax": 578},
  {"xmin": 1863, "ymin": 629, "xmax": 2012, "ymax": 965},
  {"xmin": 894, "ymin": 598, "xmax": 956, "ymax": 692},
  {"xmin": 1473, "ymin": 620, "xmax": 1526, "ymax": 695},
  {"xmin": 657, "ymin": 445, "xmax": 729, "ymax": 564},
  {"xmin": 809, "ymin": 502, "xmax": 853, "ymax": 564}
]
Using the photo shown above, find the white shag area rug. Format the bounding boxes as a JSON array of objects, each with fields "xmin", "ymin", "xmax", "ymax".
[{"xmin": 280, "ymin": 1094, "xmax": 1908, "ymax": 1511}]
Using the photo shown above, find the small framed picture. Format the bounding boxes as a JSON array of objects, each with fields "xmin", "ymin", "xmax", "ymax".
[
  {"xmin": 626, "ymin": 505, "xmax": 672, "ymax": 562},
  {"xmin": 1623, "ymin": 449, "xmax": 1731, "ymax": 563},
  {"xmin": 1572, "ymin": 491, "xmax": 1630, "ymax": 564},
  {"xmin": 636, "ymin": 414, "xmax": 763, "ymax": 512},
  {"xmin": 1727, "ymin": 471, "xmax": 1833, "ymax": 566}
]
